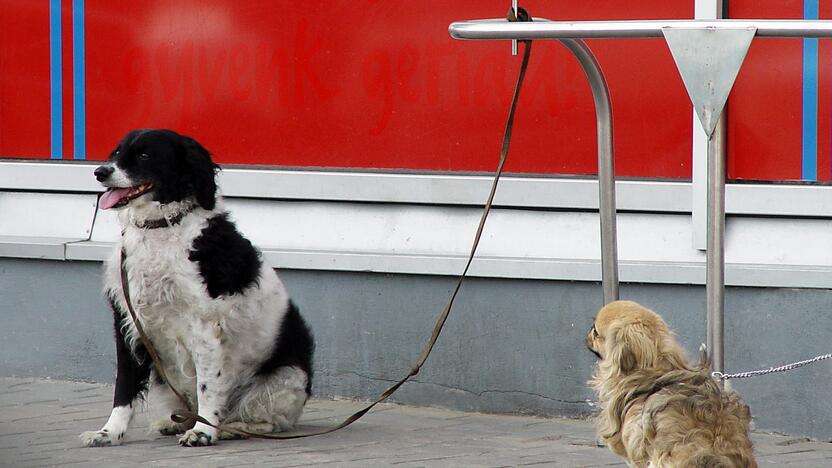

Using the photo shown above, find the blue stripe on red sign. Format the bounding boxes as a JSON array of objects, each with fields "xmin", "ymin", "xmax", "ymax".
[
  {"xmin": 73, "ymin": 0, "xmax": 85, "ymax": 160},
  {"xmin": 802, "ymin": 0, "xmax": 819, "ymax": 181},
  {"xmin": 49, "ymin": 0, "xmax": 62, "ymax": 159}
]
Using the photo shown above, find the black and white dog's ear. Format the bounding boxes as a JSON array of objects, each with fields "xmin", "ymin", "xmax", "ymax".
[{"xmin": 181, "ymin": 136, "xmax": 219, "ymax": 210}]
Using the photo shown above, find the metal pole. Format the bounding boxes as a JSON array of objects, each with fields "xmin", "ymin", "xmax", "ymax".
[
  {"xmin": 706, "ymin": 116, "xmax": 726, "ymax": 376},
  {"xmin": 559, "ymin": 39, "xmax": 619, "ymax": 304}
]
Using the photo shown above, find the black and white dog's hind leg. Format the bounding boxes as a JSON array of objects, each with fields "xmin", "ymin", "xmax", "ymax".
[
  {"xmin": 219, "ymin": 301, "xmax": 314, "ymax": 438},
  {"xmin": 79, "ymin": 307, "xmax": 150, "ymax": 447}
]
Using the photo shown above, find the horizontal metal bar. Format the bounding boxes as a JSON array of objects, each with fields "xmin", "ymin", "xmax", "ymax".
[{"xmin": 449, "ymin": 19, "xmax": 832, "ymax": 40}]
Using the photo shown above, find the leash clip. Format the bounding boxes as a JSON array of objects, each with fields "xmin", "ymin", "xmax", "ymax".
[{"xmin": 507, "ymin": 3, "xmax": 533, "ymax": 50}]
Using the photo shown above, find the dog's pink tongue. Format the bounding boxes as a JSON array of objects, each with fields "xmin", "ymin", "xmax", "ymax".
[{"xmin": 99, "ymin": 188, "xmax": 131, "ymax": 210}]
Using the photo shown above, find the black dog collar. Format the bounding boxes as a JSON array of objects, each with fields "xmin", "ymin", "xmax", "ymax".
[{"xmin": 133, "ymin": 207, "xmax": 192, "ymax": 229}]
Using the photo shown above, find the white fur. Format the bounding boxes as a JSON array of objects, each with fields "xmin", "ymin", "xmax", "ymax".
[
  {"xmin": 79, "ymin": 405, "xmax": 133, "ymax": 446},
  {"xmin": 98, "ymin": 162, "xmax": 133, "ymax": 188},
  {"xmin": 81, "ymin": 191, "xmax": 308, "ymax": 448}
]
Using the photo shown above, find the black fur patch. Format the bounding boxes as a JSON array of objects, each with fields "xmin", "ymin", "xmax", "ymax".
[
  {"xmin": 255, "ymin": 301, "xmax": 315, "ymax": 395},
  {"xmin": 189, "ymin": 213, "xmax": 261, "ymax": 298},
  {"xmin": 110, "ymin": 298, "xmax": 152, "ymax": 408}
]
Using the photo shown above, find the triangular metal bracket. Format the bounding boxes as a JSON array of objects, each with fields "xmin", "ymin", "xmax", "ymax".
[{"xmin": 662, "ymin": 27, "xmax": 757, "ymax": 138}]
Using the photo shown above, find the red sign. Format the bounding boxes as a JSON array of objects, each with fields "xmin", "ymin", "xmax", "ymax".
[{"xmin": 3, "ymin": 1, "xmax": 826, "ymax": 182}]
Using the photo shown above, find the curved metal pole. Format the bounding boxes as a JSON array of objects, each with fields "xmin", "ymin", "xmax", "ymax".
[{"xmin": 559, "ymin": 39, "xmax": 619, "ymax": 304}]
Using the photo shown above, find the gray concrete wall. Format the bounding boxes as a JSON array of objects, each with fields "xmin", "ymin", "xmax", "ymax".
[{"xmin": 2, "ymin": 258, "xmax": 831, "ymax": 439}]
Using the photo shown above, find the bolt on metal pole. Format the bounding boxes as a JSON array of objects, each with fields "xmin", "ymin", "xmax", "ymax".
[
  {"xmin": 560, "ymin": 39, "xmax": 619, "ymax": 304},
  {"xmin": 706, "ymin": 116, "xmax": 726, "ymax": 377}
]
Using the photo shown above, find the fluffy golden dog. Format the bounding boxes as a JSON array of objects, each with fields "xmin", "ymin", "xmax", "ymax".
[{"xmin": 586, "ymin": 300, "xmax": 756, "ymax": 468}]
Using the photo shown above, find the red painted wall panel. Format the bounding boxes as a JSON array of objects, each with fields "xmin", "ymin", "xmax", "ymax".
[
  {"xmin": 83, "ymin": 0, "xmax": 694, "ymax": 176},
  {"xmin": 820, "ymin": 36, "xmax": 832, "ymax": 183},
  {"xmin": 0, "ymin": 0, "xmax": 51, "ymax": 159},
  {"xmin": 6, "ymin": 1, "xmax": 827, "ymax": 184},
  {"xmin": 5, "ymin": 2, "xmax": 830, "ymax": 184},
  {"xmin": 727, "ymin": 1, "xmax": 804, "ymax": 181},
  {"xmin": 2, "ymin": 1, "xmax": 695, "ymax": 178}
]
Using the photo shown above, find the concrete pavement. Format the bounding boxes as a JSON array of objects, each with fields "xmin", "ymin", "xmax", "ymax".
[{"xmin": 2, "ymin": 378, "xmax": 831, "ymax": 467}]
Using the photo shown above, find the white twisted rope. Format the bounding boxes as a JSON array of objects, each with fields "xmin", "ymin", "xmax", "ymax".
[{"xmin": 712, "ymin": 353, "xmax": 832, "ymax": 381}]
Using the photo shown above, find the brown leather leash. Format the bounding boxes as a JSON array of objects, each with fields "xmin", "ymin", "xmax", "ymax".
[{"xmin": 119, "ymin": 8, "xmax": 534, "ymax": 441}]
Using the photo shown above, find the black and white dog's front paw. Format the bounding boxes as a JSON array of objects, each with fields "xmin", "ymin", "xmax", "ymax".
[
  {"xmin": 79, "ymin": 429, "xmax": 123, "ymax": 447},
  {"xmin": 178, "ymin": 429, "xmax": 214, "ymax": 447}
]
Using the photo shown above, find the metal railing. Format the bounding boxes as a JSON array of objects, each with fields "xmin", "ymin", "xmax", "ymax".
[{"xmin": 449, "ymin": 16, "xmax": 832, "ymax": 377}]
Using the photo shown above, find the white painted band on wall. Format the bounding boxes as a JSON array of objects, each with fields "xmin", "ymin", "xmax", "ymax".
[
  {"xmin": 4, "ymin": 161, "xmax": 832, "ymax": 216},
  {"xmin": 3, "ymin": 186, "xmax": 832, "ymax": 288}
]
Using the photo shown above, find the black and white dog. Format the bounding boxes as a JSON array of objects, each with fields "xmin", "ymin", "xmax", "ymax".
[{"xmin": 80, "ymin": 129, "xmax": 314, "ymax": 447}]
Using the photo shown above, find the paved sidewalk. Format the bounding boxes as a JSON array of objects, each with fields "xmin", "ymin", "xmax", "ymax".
[{"xmin": 1, "ymin": 378, "xmax": 831, "ymax": 467}]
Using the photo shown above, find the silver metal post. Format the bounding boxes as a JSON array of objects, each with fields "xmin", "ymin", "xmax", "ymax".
[
  {"xmin": 559, "ymin": 39, "xmax": 618, "ymax": 304},
  {"xmin": 706, "ymin": 116, "xmax": 726, "ymax": 376}
]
